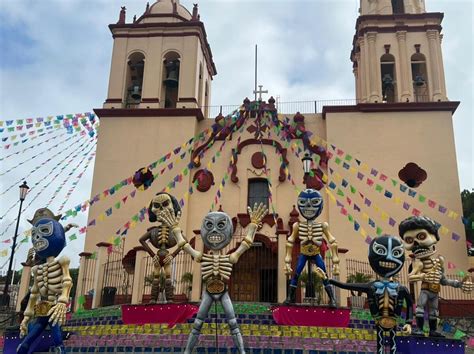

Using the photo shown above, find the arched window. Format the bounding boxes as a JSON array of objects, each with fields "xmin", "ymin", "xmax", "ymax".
[
  {"xmin": 204, "ymin": 81, "xmax": 209, "ymax": 118},
  {"xmin": 411, "ymin": 53, "xmax": 429, "ymax": 102},
  {"xmin": 162, "ymin": 52, "xmax": 180, "ymax": 108},
  {"xmin": 125, "ymin": 52, "xmax": 145, "ymax": 107},
  {"xmin": 197, "ymin": 63, "xmax": 203, "ymax": 107},
  {"xmin": 391, "ymin": 0, "xmax": 405, "ymax": 14},
  {"xmin": 248, "ymin": 178, "xmax": 269, "ymax": 210},
  {"xmin": 380, "ymin": 53, "xmax": 397, "ymax": 103}
]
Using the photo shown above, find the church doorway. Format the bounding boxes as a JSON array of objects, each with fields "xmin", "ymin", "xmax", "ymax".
[{"xmin": 229, "ymin": 234, "xmax": 277, "ymax": 303}]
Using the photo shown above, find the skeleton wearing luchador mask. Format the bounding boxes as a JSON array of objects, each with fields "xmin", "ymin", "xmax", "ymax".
[
  {"xmin": 284, "ymin": 189, "xmax": 340, "ymax": 306},
  {"xmin": 18, "ymin": 208, "xmax": 77, "ymax": 354},
  {"xmin": 330, "ymin": 235, "xmax": 413, "ymax": 354},
  {"xmin": 139, "ymin": 193, "xmax": 184, "ymax": 303},
  {"xmin": 157, "ymin": 203, "xmax": 267, "ymax": 354},
  {"xmin": 399, "ymin": 216, "xmax": 473, "ymax": 337}
]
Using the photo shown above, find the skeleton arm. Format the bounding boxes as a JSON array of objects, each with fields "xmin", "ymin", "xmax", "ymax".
[
  {"xmin": 48, "ymin": 256, "xmax": 72, "ymax": 326},
  {"xmin": 284, "ymin": 223, "xmax": 298, "ymax": 275},
  {"xmin": 322, "ymin": 222, "xmax": 339, "ymax": 275},
  {"xmin": 407, "ymin": 258, "xmax": 425, "ymax": 282},
  {"xmin": 64, "ymin": 223, "xmax": 79, "ymax": 233},
  {"xmin": 438, "ymin": 256, "xmax": 473, "ymax": 292},
  {"xmin": 20, "ymin": 266, "xmax": 40, "ymax": 337},
  {"xmin": 229, "ymin": 203, "xmax": 268, "ymax": 264},
  {"xmin": 139, "ymin": 230, "xmax": 156, "ymax": 257}
]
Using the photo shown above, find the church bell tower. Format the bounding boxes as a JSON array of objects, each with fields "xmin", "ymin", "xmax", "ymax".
[{"xmin": 352, "ymin": 0, "xmax": 447, "ymax": 103}]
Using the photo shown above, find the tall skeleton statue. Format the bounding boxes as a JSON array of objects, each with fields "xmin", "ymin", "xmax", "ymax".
[
  {"xmin": 284, "ymin": 189, "xmax": 339, "ymax": 306},
  {"xmin": 330, "ymin": 235, "xmax": 413, "ymax": 354},
  {"xmin": 18, "ymin": 208, "xmax": 77, "ymax": 354},
  {"xmin": 399, "ymin": 216, "xmax": 473, "ymax": 337},
  {"xmin": 139, "ymin": 192, "xmax": 183, "ymax": 303},
  {"xmin": 158, "ymin": 203, "xmax": 268, "ymax": 354}
]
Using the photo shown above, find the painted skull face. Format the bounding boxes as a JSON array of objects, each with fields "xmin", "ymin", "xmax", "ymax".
[
  {"xmin": 31, "ymin": 218, "xmax": 66, "ymax": 259},
  {"xmin": 369, "ymin": 235, "xmax": 405, "ymax": 278},
  {"xmin": 151, "ymin": 194, "xmax": 174, "ymax": 217},
  {"xmin": 297, "ymin": 189, "xmax": 323, "ymax": 220},
  {"xmin": 401, "ymin": 228, "xmax": 438, "ymax": 259},
  {"xmin": 201, "ymin": 212, "xmax": 233, "ymax": 251}
]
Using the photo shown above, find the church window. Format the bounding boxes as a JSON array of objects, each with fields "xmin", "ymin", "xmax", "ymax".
[
  {"xmin": 204, "ymin": 80, "xmax": 209, "ymax": 118},
  {"xmin": 162, "ymin": 51, "xmax": 180, "ymax": 108},
  {"xmin": 248, "ymin": 179, "xmax": 269, "ymax": 210},
  {"xmin": 380, "ymin": 53, "xmax": 397, "ymax": 103},
  {"xmin": 391, "ymin": 0, "xmax": 405, "ymax": 14},
  {"xmin": 411, "ymin": 53, "xmax": 429, "ymax": 102},
  {"xmin": 125, "ymin": 52, "xmax": 145, "ymax": 108},
  {"xmin": 198, "ymin": 63, "xmax": 203, "ymax": 107},
  {"xmin": 398, "ymin": 162, "xmax": 427, "ymax": 188}
]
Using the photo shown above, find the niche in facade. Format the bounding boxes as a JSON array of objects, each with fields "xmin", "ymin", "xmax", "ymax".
[
  {"xmin": 162, "ymin": 52, "xmax": 180, "ymax": 108},
  {"xmin": 380, "ymin": 53, "xmax": 397, "ymax": 103},
  {"xmin": 391, "ymin": 0, "xmax": 405, "ymax": 14},
  {"xmin": 411, "ymin": 53, "xmax": 429, "ymax": 102},
  {"xmin": 125, "ymin": 52, "xmax": 145, "ymax": 107}
]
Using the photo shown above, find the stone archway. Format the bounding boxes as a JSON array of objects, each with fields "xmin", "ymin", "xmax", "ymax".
[{"xmin": 228, "ymin": 233, "xmax": 278, "ymax": 303}]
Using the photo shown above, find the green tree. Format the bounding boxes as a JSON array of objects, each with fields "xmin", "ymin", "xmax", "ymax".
[{"xmin": 461, "ymin": 189, "xmax": 474, "ymax": 255}]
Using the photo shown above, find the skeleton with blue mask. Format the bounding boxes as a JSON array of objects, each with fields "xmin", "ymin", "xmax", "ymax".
[
  {"xmin": 329, "ymin": 235, "xmax": 413, "ymax": 354},
  {"xmin": 18, "ymin": 208, "xmax": 77, "ymax": 354},
  {"xmin": 284, "ymin": 189, "xmax": 340, "ymax": 306}
]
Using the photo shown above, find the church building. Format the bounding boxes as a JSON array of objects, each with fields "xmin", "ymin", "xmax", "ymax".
[{"xmin": 74, "ymin": 0, "xmax": 469, "ymax": 310}]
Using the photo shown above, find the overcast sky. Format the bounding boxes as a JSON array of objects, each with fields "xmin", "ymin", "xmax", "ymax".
[{"xmin": 0, "ymin": 0, "xmax": 472, "ymax": 269}]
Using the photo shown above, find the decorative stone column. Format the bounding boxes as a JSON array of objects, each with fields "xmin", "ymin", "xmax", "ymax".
[
  {"xmin": 190, "ymin": 233, "xmax": 203, "ymax": 301},
  {"xmin": 74, "ymin": 252, "xmax": 92, "ymax": 312},
  {"xmin": 277, "ymin": 230, "xmax": 289, "ymax": 303},
  {"xmin": 131, "ymin": 246, "xmax": 148, "ymax": 304},
  {"xmin": 359, "ymin": 39, "xmax": 369, "ymax": 103},
  {"xmin": 91, "ymin": 242, "xmax": 112, "ymax": 309},
  {"xmin": 15, "ymin": 262, "xmax": 32, "ymax": 312},
  {"xmin": 427, "ymin": 30, "xmax": 443, "ymax": 101},
  {"xmin": 396, "ymin": 31, "xmax": 412, "ymax": 102},
  {"xmin": 367, "ymin": 32, "xmax": 381, "ymax": 102},
  {"xmin": 353, "ymin": 64, "xmax": 360, "ymax": 102}
]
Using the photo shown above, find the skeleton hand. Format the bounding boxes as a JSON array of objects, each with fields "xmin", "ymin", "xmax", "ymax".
[
  {"xmin": 163, "ymin": 254, "xmax": 173, "ymax": 266},
  {"xmin": 402, "ymin": 324, "xmax": 412, "ymax": 334},
  {"xmin": 158, "ymin": 209, "xmax": 181, "ymax": 230},
  {"xmin": 284, "ymin": 263, "xmax": 293, "ymax": 276},
  {"xmin": 332, "ymin": 263, "xmax": 340, "ymax": 276},
  {"xmin": 314, "ymin": 267, "xmax": 328, "ymax": 280},
  {"xmin": 48, "ymin": 302, "xmax": 67, "ymax": 327},
  {"xmin": 248, "ymin": 203, "xmax": 268, "ymax": 228},
  {"xmin": 20, "ymin": 316, "xmax": 30, "ymax": 337},
  {"xmin": 152, "ymin": 254, "xmax": 161, "ymax": 267},
  {"xmin": 425, "ymin": 271, "xmax": 442, "ymax": 284},
  {"xmin": 461, "ymin": 276, "xmax": 474, "ymax": 293},
  {"xmin": 67, "ymin": 223, "xmax": 79, "ymax": 229}
]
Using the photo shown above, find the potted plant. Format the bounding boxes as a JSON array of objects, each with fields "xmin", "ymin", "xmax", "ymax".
[
  {"xmin": 181, "ymin": 272, "xmax": 193, "ymax": 300},
  {"xmin": 298, "ymin": 270, "xmax": 324, "ymax": 304},
  {"xmin": 346, "ymin": 272, "xmax": 372, "ymax": 309}
]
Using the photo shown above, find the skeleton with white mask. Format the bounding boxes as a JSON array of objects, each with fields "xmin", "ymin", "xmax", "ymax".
[
  {"xmin": 399, "ymin": 216, "xmax": 473, "ymax": 337},
  {"xmin": 157, "ymin": 203, "xmax": 268, "ymax": 354}
]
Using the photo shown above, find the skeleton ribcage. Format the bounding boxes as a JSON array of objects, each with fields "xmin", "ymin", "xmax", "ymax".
[
  {"xmin": 150, "ymin": 226, "xmax": 174, "ymax": 248},
  {"xmin": 422, "ymin": 257, "xmax": 442, "ymax": 280},
  {"xmin": 378, "ymin": 291, "xmax": 396, "ymax": 316},
  {"xmin": 299, "ymin": 221, "xmax": 324, "ymax": 245},
  {"xmin": 36, "ymin": 260, "xmax": 63, "ymax": 302},
  {"xmin": 201, "ymin": 253, "xmax": 233, "ymax": 281}
]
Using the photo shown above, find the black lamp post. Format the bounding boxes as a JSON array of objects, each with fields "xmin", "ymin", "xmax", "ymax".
[
  {"xmin": 1, "ymin": 181, "xmax": 29, "ymax": 306},
  {"xmin": 301, "ymin": 153, "xmax": 316, "ymax": 298}
]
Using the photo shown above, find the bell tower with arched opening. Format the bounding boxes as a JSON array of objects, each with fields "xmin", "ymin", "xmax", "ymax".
[{"xmin": 352, "ymin": 0, "xmax": 447, "ymax": 103}]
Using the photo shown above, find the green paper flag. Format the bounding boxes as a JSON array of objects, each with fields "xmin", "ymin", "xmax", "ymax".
[
  {"xmin": 350, "ymin": 185, "xmax": 356, "ymax": 194},
  {"xmin": 335, "ymin": 157, "xmax": 342, "ymax": 165},
  {"xmin": 453, "ymin": 329, "xmax": 466, "ymax": 339},
  {"xmin": 345, "ymin": 154, "xmax": 352, "ymax": 162},
  {"xmin": 337, "ymin": 189, "xmax": 345, "ymax": 197},
  {"xmin": 69, "ymin": 234, "xmax": 77, "ymax": 241},
  {"xmin": 418, "ymin": 195, "xmax": 426, "ymax": 202},
  {"xmin": 376, "ymin": 227, "xmax": 383, "ymax": 235},
  {"xmin": 78, "ymin": 295, "xmax": 86, "ymax": 305},
  {"xmin": 132, "ymin": 215, "xmax": 139, "ymax": 222},
  {"xmin": 114, "ymin": 237, "xmax": 121, "ymax": 246},
  {"xmin": 348, "ymin": 215, "xmax": 354, "ymax": 223},
  {"xmin": 391, "ymin": 179, "xmax": 398, "ymax": 187},
  {"xmin": 375, "ymin": 184, "xmax": 383, "ymax": 192},
  {"xmin": 115, "ymin": 202, "xmax": 121, "ymax": 209}
]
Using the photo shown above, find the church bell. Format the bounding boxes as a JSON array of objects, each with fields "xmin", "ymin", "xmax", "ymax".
[
  {"xmin": 413, "ymin": 75, "xmax": 425, "ymax": 87},
  {"xmin": 129, "ymin": 84, "xmax": 142, "ymax": 100},
  {"xmin": 163, "ymin": 60, "xmax": 180, "ymax": 88}
]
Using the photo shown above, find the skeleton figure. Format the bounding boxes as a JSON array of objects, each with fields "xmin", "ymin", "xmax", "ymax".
[
  {"xmin": 158, "ymin": 203, "xmax": 267, "ymax": 354},
  {"xmin": 399, "ymin": 216, "xmax": 473, "ymax": 337},
  {"xmin": 284, "ymin": 189, "xmax": 339, "ymax": 306},
  {"xmin": 330, "ymin": 235, "xmax": 413, "ymax": 354},
  {"xmin": 139, "ymin": 193, "xmax": 183, "ymax": 303},
  {"xmin": 18, "ymin": 208, "xmax": 76, "ymax": 354}
]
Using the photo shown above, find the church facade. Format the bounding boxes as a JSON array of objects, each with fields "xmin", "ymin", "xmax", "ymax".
[{"xmin": 75, "ymin": 0, "xmax": 469, "ymax": 309}]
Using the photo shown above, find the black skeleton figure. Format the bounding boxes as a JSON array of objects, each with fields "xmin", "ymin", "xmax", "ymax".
[{"xmin": 330, "ymin": 235, "xmax": 413, "ymax": 354}]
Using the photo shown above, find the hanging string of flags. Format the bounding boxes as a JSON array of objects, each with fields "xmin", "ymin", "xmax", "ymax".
[
  {"xmin": 3, "ymin": 127, "xmax": 58, "ymax": 150},
  {"xmin": 1, "ymin": 129, "xmax": 62, "ymax": 158},
  {"xmin": 0, "ymin": 112, "xmax": 97, "ymax": 132}
]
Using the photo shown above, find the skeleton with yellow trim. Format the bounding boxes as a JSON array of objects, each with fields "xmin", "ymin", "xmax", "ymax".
[
  {"xmin": 157, "ymin": 202, "xmax": 268, "ymax": 354},
  {"xmin": 18, "ymin": 208, "xmax": 77, "ymax": 354},
  {"xmin": 284, "ymin": 189, "xmax": 340, "ymax": 306},
  {"xmin": 399, "ymin": 216, "xmax": 473, "ymax": 337}
]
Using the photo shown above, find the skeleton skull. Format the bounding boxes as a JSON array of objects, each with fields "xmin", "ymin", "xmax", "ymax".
[
  {"xmin": 401, "ymin": 228, "xmax": 438, "ymax": 259},
  {"xmin": 369, "ymin": 235, "xmax": 405, "ymax": 278},
  {"xmin": 201, "ymin": 212, "xmax": 233, "ymax": 251},
  {"xmin": 31, "ymin": 218, "xmax": 66, "ymax": 259},
  {"xmin": 297, "ymin": 189, "xmax": 323, "ymax": 220},
  {"xmin": 150, "ymin": 194, "xmax": 174, "ymax": 217}
]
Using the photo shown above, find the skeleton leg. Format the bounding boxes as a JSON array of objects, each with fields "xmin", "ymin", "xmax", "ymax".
[
  {"xmin": 221, "ymin": 291, "xmax": 246, "ymax": 354},
  {"xmin": 314, "ymin": 255, "xmax": 336, "ymax": 307},
  {"xmin": 184, "ymin": 290, "xmax": 213, "ymax": 354},
  {"xmin": 428, "ymin": 292, "xmax": 443, "ymax": 337},
  {"xmin": 284, "ymin": 254, "xmax": 307, "ymax": 304},
  {"xmin": 388, "ymin": 328, "xmax": 397, "ymax": 354},
  {"xmin": 50, "ymin": 322, "xmax": 65, "ymax": 354},
  {"xmin": 164, "ymin": 262, "xmax": 173, "ymax": 302},
  {"xmin": 17, "ymin": 316, "xmax": 49, "ymax": 354},
  {"xmin": 413, "ymin": 289, "xmax": 428, "ymax": 335},
  {"xmin": 150, "ymin": 265, "xmax": 161, "ymax": 303},
  {"xmin": 376, "ymin": 326, "xmax": 385, "ymax": 354}
]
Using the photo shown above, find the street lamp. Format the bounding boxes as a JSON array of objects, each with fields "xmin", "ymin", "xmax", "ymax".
[
  {"xmin": 1, "ymin": 181, "xmax": 29, "ymax": 306},
  {"xmin": 302, "ymin": 153, "xmax": 312, "ymax": 188}
]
